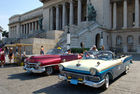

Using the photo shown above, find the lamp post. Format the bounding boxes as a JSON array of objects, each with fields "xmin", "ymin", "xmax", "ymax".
[
  {"xmin": 100, "ymin": 32, "xmax": 103, "ymax": 47},
  {"xmin": 67, "ymin": 25, "xmax": 70, "ymax": 50}
]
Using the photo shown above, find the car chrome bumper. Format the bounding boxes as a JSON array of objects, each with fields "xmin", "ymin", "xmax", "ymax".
[
  {"xmin": 24, "ymin": 65, "xmax": 45, "ymax": 73},
  {"xmin": 58, "ymin": 75, "xmax": 105, "ymax": 88}
]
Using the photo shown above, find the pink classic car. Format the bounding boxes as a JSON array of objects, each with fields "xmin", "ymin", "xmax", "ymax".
[{"xmin": 24, "ymin": 49, "xmax": 82, "ymax": 75}]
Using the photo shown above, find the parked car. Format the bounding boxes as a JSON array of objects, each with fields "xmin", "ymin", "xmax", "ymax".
[
  {"xmin": 58, "ymin": 51, "xmax": 133, "ymax": 89},
  {"xmin": 24, "ymin": 49, "xmax": 82, "ymax": 75}
]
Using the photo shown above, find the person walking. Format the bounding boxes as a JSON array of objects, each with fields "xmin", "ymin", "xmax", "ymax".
[
  {"xmin": 0, "ymin": 48, "xmax": 5, "ymax": 68},
  {"xmin": 8, "ymin": 48, "xmax": 14, "ymax": 64},
  {"xmin": 40, "ymin": 46, "xmax": 44, "ymax": 55}
]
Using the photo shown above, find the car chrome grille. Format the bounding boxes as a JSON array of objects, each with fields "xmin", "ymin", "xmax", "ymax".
[
  {"xmin": 27, "ymin": 63, "xmax": 37, "ymax": 68},
  {"xmin": 61, "ymin": 71, "xmax": 100, "ymax": 82}
]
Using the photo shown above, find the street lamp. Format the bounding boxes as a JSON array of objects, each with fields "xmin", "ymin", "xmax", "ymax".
[
  {"xmin": 67, "ymin": 25, "xmax": 70, "ymax": 50},
  {"xmin": 100, "ymin": 32, "xmax": 103, "ymax": 47}
]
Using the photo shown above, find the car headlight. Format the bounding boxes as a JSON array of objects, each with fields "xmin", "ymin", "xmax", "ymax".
[
  {"xmin": 59, "ymin": 64, "xmax": 64, "ymax": 71},
  {"xmin": 36, "ymin": 62, "xmax": 41, "ymax": 66},
  {"xmin": 90, "ymin": 68, "xmax": 97, "ymax": 75}
]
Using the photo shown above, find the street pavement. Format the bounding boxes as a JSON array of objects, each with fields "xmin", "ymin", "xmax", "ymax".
[{"xmin": 0, "ymin": 56, "xmax": 140, "ymax": 94}]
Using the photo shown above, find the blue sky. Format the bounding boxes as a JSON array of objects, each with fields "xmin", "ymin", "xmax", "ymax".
[{"xmin": 0, "ymin": 0, "xmax": 43, "ymax": 31}]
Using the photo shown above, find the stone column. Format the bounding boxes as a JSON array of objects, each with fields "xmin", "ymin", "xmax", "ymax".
[
  {"xmin": 62, "ymin": 3, "xmax": 66, "ymax": 28},
  {"xmin": 50, "ymin": 7, "xmax": 53, "ymax": 30},
  {"xmin": 56, "ymin": 5, "xmax": 59, "ymax": 30},
  {"xmin": 86, "ymin": 0, "xmax": 90, "ymax": 21},
  {"xmin": 35, "ymin": 21, "xmax": 38, "ymax": 31},
  {"xmin": 24, "ymin": 24, "xmax": 26, "ymax": 35},
  {"xmin": 32, "ymin": 22, "xmax": 34, "ymax": 31},
  {"xmin": 135, "ymin": 0, "xmax": 139, "ymax": 28},
  {"xmin": 123, "ymin": 0, "xmax": 127, "ymax": 28},
  {"xmin": 26, "ymin": 24, "xmax": 29, "ymax": 34},
  {"xmin": 69, "ymin": 0, "xmax": 74, "ymax": 25},
  {"xmin": 21, "ymin": 25, "xmax": 23, "ymax": 35},
  {"xmin": 78, "ymin": 0, "xmax": 82, "ymax": 25},
  {"xmin": 113, "ymin": 2, "xmax": 117, "ymax": 29},
  {"xmin": 29, "ymin": 23, "xmax": 31, "ymax": 34}
]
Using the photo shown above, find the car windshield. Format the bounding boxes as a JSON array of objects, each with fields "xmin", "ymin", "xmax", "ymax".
[
  {"xmin": 46, "ymin": 49, "xmax": 64, "ymax": 55},
  {"xmin": 83, "ymin": 51, "xmax": 113, "ymax": 60}
]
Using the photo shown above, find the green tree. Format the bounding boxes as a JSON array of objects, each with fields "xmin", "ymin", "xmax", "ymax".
[{"xmin": 2, "ymin": 31, "xmax": 9, "ymax": 38}]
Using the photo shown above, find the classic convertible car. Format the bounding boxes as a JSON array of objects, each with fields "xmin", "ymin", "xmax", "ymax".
[
  {"xmin": 24, "ymin": 48, "xmax": 82, "ymax": 75},
  {"xmin": 58, "ymin": 51, "xmax": 133, "ymax": 89}
]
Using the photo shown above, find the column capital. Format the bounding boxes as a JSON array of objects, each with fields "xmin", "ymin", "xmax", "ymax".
[
  {"xmin": 69, "ymin": 0, "xmax": 73, "ymax": 3},
  {"xmin": 62, "ymin": 2, "xmax": 66, "ymax": 5},
  {"xmin": 55, "ymin": 5, "xmax": 59, "ymax": 8}
]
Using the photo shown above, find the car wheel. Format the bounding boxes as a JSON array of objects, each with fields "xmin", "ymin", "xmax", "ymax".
[
  {"xmin": 45, "ymin": 66, "xmax": 54, "ymax": 76},
  {"xmin": 125, "ymin": 65, "xmax": 130, "ymax": 74},
  {"xmin": 102, "ymin": 74, "xmax": 109, "ymax": 89}
]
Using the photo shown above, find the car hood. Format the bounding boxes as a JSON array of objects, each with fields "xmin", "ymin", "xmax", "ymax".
[
  {"xmin": 28, "ymin": 55, "xmax": 61, "ymax": 63},
  {"xmin": 61, "ymin": 59, "xmax": 122, "ymax": 72}
]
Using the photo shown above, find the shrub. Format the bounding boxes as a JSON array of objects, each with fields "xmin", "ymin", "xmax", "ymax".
[{"xmin": 71, "ymin": 48, "xmax": 90, "ymax": 53}]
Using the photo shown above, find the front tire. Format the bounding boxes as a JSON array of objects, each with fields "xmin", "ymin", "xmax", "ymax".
[
  {"xmin": 102, "ymin": 74, "xmax": 109, "ymax": 89},
  {"xmin": 44, "ymin": 66, "xmax": 54, "ymax": 76},
  {"xmin": 124, "ymin": 65, "xmax": 130, "ymax": 74}
]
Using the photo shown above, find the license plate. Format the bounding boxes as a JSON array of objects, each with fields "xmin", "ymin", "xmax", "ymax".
[{"xmin": 70, "ymin": 79, "xmax": 78, "ymax": 85}]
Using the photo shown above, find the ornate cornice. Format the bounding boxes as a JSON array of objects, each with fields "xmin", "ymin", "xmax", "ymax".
[{"xmin": 40, "ymin": 0, "xmax": 51, "ymax": 3}]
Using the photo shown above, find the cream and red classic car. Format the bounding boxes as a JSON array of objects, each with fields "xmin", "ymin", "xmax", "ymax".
[{"xmin": 58, "ymin": 51, "xmax": 133, "ymax": 89}]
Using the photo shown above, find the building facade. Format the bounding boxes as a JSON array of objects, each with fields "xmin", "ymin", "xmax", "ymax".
[{"xmin": 8, "ymin": 0, "xmax": 140, "ymax": 54}]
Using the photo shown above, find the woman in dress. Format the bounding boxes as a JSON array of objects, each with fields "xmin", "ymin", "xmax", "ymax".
[{"xmin": 0, "ymin": 48, "xmax": 5, "ymax": 68}]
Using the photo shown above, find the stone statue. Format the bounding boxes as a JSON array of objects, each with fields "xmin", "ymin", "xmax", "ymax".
[
  {"xmin": 87, "ymin": 0, "xmax": 96, "ymax": 21},
  {"xmin": 38, "ymin": 17, "xmax": 43, "ymax": 30}
]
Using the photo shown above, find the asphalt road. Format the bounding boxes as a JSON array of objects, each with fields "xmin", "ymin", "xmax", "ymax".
[{"xmin": 0, "ymin": 60, "xmax": 140, "ymax": 94}]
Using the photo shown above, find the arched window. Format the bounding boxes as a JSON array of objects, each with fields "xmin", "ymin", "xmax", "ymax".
[
  {"xmin": 116, "ymin": 36, "xmax": 122, "ymax": 46},
  {"xmin": 127, "ymin": 35, "xmax": 133, "ymax": 45}
]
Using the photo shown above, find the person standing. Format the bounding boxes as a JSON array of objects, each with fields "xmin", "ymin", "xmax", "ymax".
[
  {"xmin": 90, "ymin": 45, "xmax": 98, "ymax": 51},
  {"xmin": 40, "ymin": 46, "xmax": 44, "ymax": 55},
  {"xmin": 101, "ymin": 45, "xmax": 105, "ymax": 51},
  {"xmin": 0, "ymin": 48, "xmax": 5, "ymax": 68},
  {"xmin": 8, "ymin": 48, "xmax": 14, "ymax": 64}
]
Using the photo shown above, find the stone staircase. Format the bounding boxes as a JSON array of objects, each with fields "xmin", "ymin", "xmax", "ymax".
[{"xmin": 55, "ymin": 21, "xmax": 100, "ymax": 49}]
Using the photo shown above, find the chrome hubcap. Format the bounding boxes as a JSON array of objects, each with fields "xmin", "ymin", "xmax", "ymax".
[{"xmin": 125, "ymin": 66, "xmax": 129, "ymax": 74}]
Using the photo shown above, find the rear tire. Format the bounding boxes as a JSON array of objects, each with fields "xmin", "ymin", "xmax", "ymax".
[
  {"xmin": 44, "ymin": 66, "xmax": 54, "ymax": 76},
  {"xmin": 102, "ymin": 74, "xmax": 109, "ymax": 89}
]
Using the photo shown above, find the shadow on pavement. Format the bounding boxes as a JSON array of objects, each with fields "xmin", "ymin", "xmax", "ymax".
[
  {"xmin": 33, "ymin": 81, "xmax": 105, "ymax": 94},
  {"xmin": 33, "ymin": 72, "xmax": 125, "ymax": 94},
  {"xmin": 8, "ymin": 72, "xmax": 46, "ymax": 81},
  {"xmin": 1, "ymin": 64, "xmax": 19, "ymax": 68}
]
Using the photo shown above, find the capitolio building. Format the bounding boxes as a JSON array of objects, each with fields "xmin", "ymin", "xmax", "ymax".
[{"xmin": 7, "ymin": 0, "xmax": 140, "ymax": 54}]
